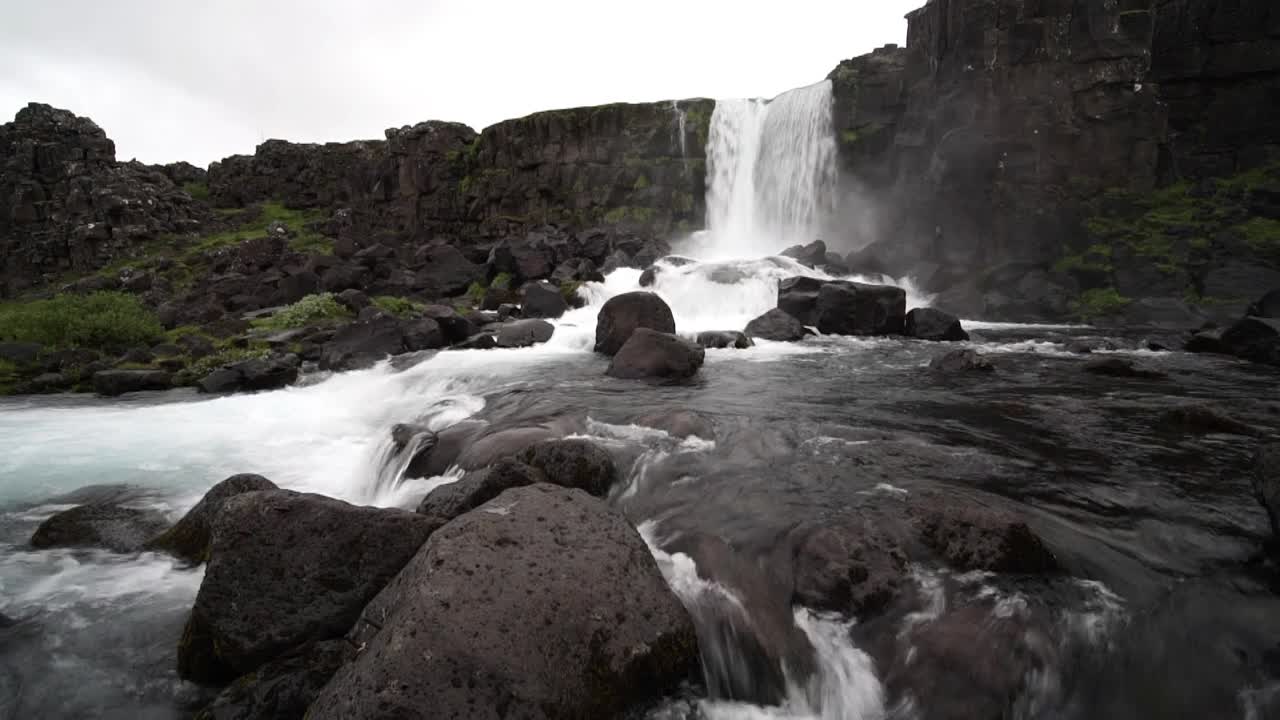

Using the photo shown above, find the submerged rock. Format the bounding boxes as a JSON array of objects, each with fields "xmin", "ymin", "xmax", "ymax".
[
  {"xmin": 791, "ymin": 520, "xmax": 908, "ymax": 617},
  {"xmin": 495, "ymin": 318, "xmax": 555, "ymax": 347},
  {"xmin": 929, "ymin": 349, "xmax": 994, "ymax": 373},
  {"xmin": 178, "ymin": 490, "xmax": 438, "ymax": 684},
  {"xmin": 594, "ymin": 291, "xmax": 676, "ymax": 355},
  {"xmin": 144, "ymin": 474, "xmax": 278, "ymax": 564},
  {"xmin": 92, "ymin": 369, "xmax": 172, "ymax": 396},
  {"xmin": 310, "ymin": 484, "xmax": 699, "ymax": 720},
  {"xmin": 904, "ymin": 307, "xmax": 969, "ymax": 341},
  {"xmin": 912, "ymin": 497, "xmax": 1059, "ymax": 574},
  {"xmin": 744, "ymin": 308, "xmax": 807, "ymax": 342},
  {"xmin": 194, "ymin": 640, "xmax": 354, "ymax": 720},
  {"xmin": 696, "ymin": 330, "xmax": 753, "ymax": 349},
  {"xmin": 631, "ymin": 410, "xmax": 716, "ymax": 441},
  {"xmin": 1256, "ymin": 443, "xmax": 1280, "ymax": 539},
  {"xmin": 30, "ymin": 504, "xmax": 169, "ymax": 553},
  {"xmin": 1082, "ymin": 356, "xmax": 1167, "ymax": 379},
  {"xmin": 606, "ymin": 328, "xmax": 705, "ymax": 380},
  {"xmin": 516, "ymin": 438, "xmax": 618, "ymax": 496}
]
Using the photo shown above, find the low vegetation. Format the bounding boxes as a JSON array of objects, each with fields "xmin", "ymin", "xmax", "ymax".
[
  {"xmin": 0, "ymin": 291, "xmax": 164, "ymax": 351},
  {"xmin": 373, "ymin": 296, "xmax": 424, "ymax": 318},
  {"xmin": 252, "ymin": 293, "xmax": 349, "ymax": 331}
]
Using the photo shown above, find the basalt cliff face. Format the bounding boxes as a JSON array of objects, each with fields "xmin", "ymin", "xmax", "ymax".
[{"xmin": 829, "ymin": 0, "xmax": 1280, "ymax": 323}]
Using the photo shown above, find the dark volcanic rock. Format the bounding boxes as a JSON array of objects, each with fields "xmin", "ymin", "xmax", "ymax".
[
  {"xmin": 1083, "ymin": 356, "xmax": 1167, "ymax": 380},
  {"xmin": 606, "ymin": 328, "xmax": 705, "ymax": 380},
  {"xmin": 816, "ymin": 281, "xmax": 906, "ymax": 336},
  {"xmin": 913, "ymin": 498, "xmax": 1059, "ymax": 574},
  {"xmin": 696, "ymin": 330, "xmax": 753, "ymax": 349},
  {"xmin": 92, "ymin": 369, "xmax": 171, "ymax": 396},
  {"xmin": 420, "ymin": 305, "xmax": 475, "ymax": 344},
  {"xmin": 495, "ymin": 318, "xmax": 555, "ymax": 348},
  {"xmin": 516, "ymin": 438, "xmax": 618, "ymax": 497},
  {"xmin": 1255, "ymin": 443, "xmax": 1280, "ymax": 538},
  {"xmin": 929, "ymin": 349, "xmax": 994, "ymax": 373},
  {"xmin": 144, "ymin": 474, "xmax": 278, "ymax": 564},
  {"xmin": 1219, "ymin": 316, "xmax": 1280, "ymax": 366},
  {"xmin": 792, "ymin": 520, "xmax": 908, "ymax": 617},
  {"xmin": 194, "ymin": 640, "xmax": 354, "ymax": 720},
  {"xmin": 198, "ymin": 357, "xmax": 298, "ymax": 394},
  {"xmin": 416, "ymin": 460, "xmax": 546, "ymax": 525},
  {"xmin": 453, "ymin": 332, "xmax": 498, "ymax": 350},
  {"xmin": 30, "ymin": 504, "xmax": 169, "ymax": 553},
  {"xmin": 178, "ymin": 490, "xmax": 439, "ymax": 684},
  {"xmin": 904, "ymin": 308, "xmax": 968, "ymax": 341},
  {"xmin": 318, "ymin": 317, "xmax": 444, "ymax": 371},
  {"xmin": 310, "ymin": 484, "xmax": 699, "ymax": 720},
  {"xmin": 594, "ymin": 291, "xmax": 676, "ymax": 356},
  {"xmin": 414, "ymin": 245, "xmax": 484, "ymax": 297},
  {"xmin": 776, "ymin": 276, "xmax": 825, "ymax": 326},
  {"xmin": 780, "ymin": 239, "xmax": 829, "ymax": 268},
  {"xmin": 744, "ymin": 308, "xmax": 808, "ymax": 342},
  {"xmin": 1185, "ymin": 328, "xmax": 1227, "ymax": 355},
  {"xmin": 519, "ymin": 280, "xmax": 569, "ymax": 319},
  {"xmin": 1248, "ymin": 290, "xmax": 1280, "ymax": 319}
]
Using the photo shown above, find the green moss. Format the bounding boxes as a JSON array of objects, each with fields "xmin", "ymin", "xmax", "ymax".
[
  {"xmin": 0, "ymin": 291, "xmax": 164, "ymax": 351},
  {"xmin": 189, "ymin": 201, "xmax": 328, "ymax": 254},
  {"xmin": 1071, "ymin": 288, "xmax": 1131, "ymax": 320},
  {"xmin": 185, "ymin": 346, "xmax": 270, "ymax": 378},
  {"xmin": 0, "ymin": 358, "xmax": 20, "ymax": 395},
  {"xmin": 466, "ymin": 281, "xmax": 486, "ymax": 306},
  {"xmin": 491, "ymin": 272, "xmax": 514, "ymax": 290},
  {"xmin": 183, "ymin": 181, "xmax": 210, "ymax": 201},
  {"xmin": 559, "ymin": 281, "xmax": 583, "ymax": 302},
  {"xmin": 459, "ymin": 175, "xmax": 473, "ymax": 195},
  {"xmin": 1238, "ymin": 217, "xmax": 1280, "ymax": 259},
  {"xmin": 373, "ymin": 295, "xmax": 424, "ymax": 318},
  {"xmin": 633, "ymin": 174, "xmax": 650, "ymax": 191},
  {"xmin": 251, "ymin": 293, "xmax": 350, "ymax": 330},
  {"xmin": 602, "ymin": 206, "xmax": 657, "ymax": 225}
]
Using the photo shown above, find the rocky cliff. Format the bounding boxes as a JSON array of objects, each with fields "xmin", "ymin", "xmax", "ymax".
[{"xmin": 830, "ymin": 0, "xmax": 1280, "ymax": 323}]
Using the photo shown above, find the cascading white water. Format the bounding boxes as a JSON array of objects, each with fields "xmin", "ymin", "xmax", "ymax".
[
  {"xmin": 672, "ymin": 100, "xmax": 689, "ymax": 172},
  {"xmin": 698, "ymin": 81, "xmax": 839, "ymax": 260}
]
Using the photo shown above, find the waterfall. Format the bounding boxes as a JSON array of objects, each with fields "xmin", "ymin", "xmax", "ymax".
[
  {"xmin": 672, "ymin": 99, "xmax": 689, "ymax": 171},
  {"xmin": 698, "ymin": 80, "xmax": 838, "ymax": 260}
]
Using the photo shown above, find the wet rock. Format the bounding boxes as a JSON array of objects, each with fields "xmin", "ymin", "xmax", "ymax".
[
  {"xmin": 1247, "ymin": 289, "xmax": 1280, "ymax": 319},
  {"xmin": 1082, "ymin": 356, "xmax": 1166, "ymax": 380},
  {"xmin": 551, "ymin": 258, "xmax": 604, "ymax": 285},
  {"xmin": 144, "ymin": 474, "xmax": 278, "ymax": 564},
  {"xmin": 334, "ymin": 288, "xmax": 370, "ymax": 312},
  {"xmin": 1255, "ymin": 443, "xmax": 1280, "ymax": 538},
  {"xmin": 696, "ymin": 330, "xmax": 753, "ymax": 349},
  {"xmin": 639, "ymin": 266, "xmax": 659, "ymax": 287},
  {"xmin": 495, "ymin": 318, "xmax": 555, "ymax": 347},
  {"xmin": 776, "ymin": 276, "xmax": 825, "ymax": 326},
  {"xmin": 310, "ymin": 484, "xmax": 699, "ymax": 720},
  {"xmin": 178, "ymin": 490, "xmax": 439, "ymax": 684},
  {"xmin": 452, "ymin": 424, "xmax": 574, "ymax": 470},
  {"xmin": 403, "ymin": 420, "xmax": 489, "ymax": 478},
  {"xmin": 1185, "ymin": 328, "xmax": 1227, "ymax": 355},
  {"xmin": 792, "ymin": 520, "xmax": 908, "ymax": 617},
  {"xmin": 631, "ymin": 410, "xmax": 716, "ymax": 441},
  {"xmin": 417, "ymin": 459, "xmax": 546, "ymax": 525},
  {"xmin": 519, "ymin": 280, "xmax": 568, "ymax": 319},
  {"xmin": 594, "ymin": 291, "xmax": 676, "ymax": 356},
  {"xmin": 480, "ymin": 285, "xmax": 521, "ymax": 311},
  {"xmin": 600, "ymin": 249, "xmax": 636, "ymax": 273},
  {"xmin": 516, "ymin": 438, "xmax": 618, "ymax": 496},
  {"xmin": 912, "ymin": 498, "xmax": 1059, "ymax": 574},
  {"xmin": 929, "ymin": 349, "xmax": 994, "ymax": 373},
  {"xmin": 194, "ymin": 640, "xmax": 354, "ymax": 720},
  {"xmin": 607, "ymin": 328, "xmax": 705, "ymax": 380},
  {"xmin": 453, "ymin": 332, "xmax": 497, "ymax": 350},
  {"xmin": 1157, "ymin": 405, "xmax": 1254, "ymax": 436},
  {"xmin": 318, "ymin": 317, "xmax": 444, "ymax": 371},
  {"xmin": 904, "ymin": 308, "xmax": 969, "ymax": 341},
  {"xmin": 92, "ymin": 369, "xmax": 172, "ymax": 396},
  {"xmin": 1219, "ymin": 316, "xmax": 1280, "ymax": 366},
  {"xmin": 198, "ymin": 357, "xmax": 299, "ymax": 394},
  {"xmin": 420, "ymin": 304, "xmax": 474, "ymax": 344},
  {"xmin": 816, "ymin": 281, "xmax": 906, "ymax": 336},
  {"xmin": 744, "ymin": 308, "xmax": 807, "ymax": 342},
  {"xmin": 780, "ymin": 239, "xmax": 828, "ymax": 268},
  {"xmin": 0, "ymin": 342, "xmax": 42, "ymax": 365},
  {"xmin": 30, "ymin": 504, "xmax": 170, "ymax": 553}
]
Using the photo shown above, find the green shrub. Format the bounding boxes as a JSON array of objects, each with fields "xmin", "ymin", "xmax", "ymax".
[
  {"xmin": 559, "ymin": 281, "xmax": 583, "ymax": 302},
  {"xmin": 0, "ymin": 292, "xmax": 164, "ymax": 351},
  {"xmin": 183, "ymin": 181, "xmax": 210, "ymax": 201},
  {"xmin": 253, "ymin": 293, "xmax": 350, "ymax": 330},
  {"xmin": 465, "ymin": 282, "xmax": 486, "ymax": 306},
  {"xmin": 491, "ymin": 272, "xmax": 514, "ymax": 290},
  {"xmin": 373, "ymin": 296, "xmax": 423, "ymax": 318},
  {"xmin": 186, "ymin": 346, "xmax": 270, "ymax": 378},
  {"xmin": 1072, "ymin": 287, "xmax": 1131, "ymax": 320}
]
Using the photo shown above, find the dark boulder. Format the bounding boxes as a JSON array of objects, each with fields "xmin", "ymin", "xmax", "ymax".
[
  {"xmin": 453, "ymin": 332, "xmax": 497, "ymax": 350},
  {"xmin": 335, "ymin": 288, "xmax": 370, "ymax": 312},
  {"xmin": 178, "ymin": 490, "xmax": 439, "ymax": 684},
  {"xmin": 1247, "ymin": 289, "xmax": 1280, "ymax": 319},
  {"xmin": 601, "ymin": 249, "xmax": 636, "ymax": 273},
  {"xmin": 1185, "ymin": 328, "xmax": 1227, "ymax": 355},
  {"xmin": 744, "ymin": 308, "xmax": 808, "ymax": 342},
  {"xmin": 309, "ymin": 484, "xmax": 699, "ymax": 720},
  {"xmin": 792, "ymin": 520, "xmax": 908, "ymax": 617},
  {"xmin": 420, "ymin": 305, "xmax": 474, "ymax": 344},
  {"xmin": 401, "ymin": 318, "xmax": 445, "ymax": 352},
  {"xmin": 1219, "ymin": 316, "xmax": 1280, "ymax": 366},
  {"xmin": 1255, "ymin": 443, "xmax": 1279, "ymax": 538},
  {"xmin": 30, "ymin": 504, "xmax": 170, "ymax": 553},
  {"xmin": 1083, "ymin": 356, "xmax": 1167, "ymax": 380},
  {"xmin": 403, "ymin": 420, "xmax": 490, "ymax": 478},
  {"xmin": 416, "ymin": 460, "xmax": 546, "ymax": 525},
  {"xmin": 516, "ymin": 438, "xmax": 618, "ymax": 496},
  {"xmin": 415, "ymin": 245, "xmax": 484, "ymax": 297},
  {"xmin": 495, "ymin": 318, "xmax": 555, "ymax": 348},
  {"xmin": 551, "ymin": 258, "xmax": 604, "ymax": 285},
  {"xmin": 318, "ymin": 317, "xmax": 444, "ymax": 371},
  {"xmin": 594, "ymin": 291, "xmax": 676, "ymax": 355},
  {"xmin": 929, "ymin": 349, "xmax": 994, "ymax": 373},
  {"xmin": 144, "ymin": 474, "xmax": 278, "ymax": 564},
  {"xmin": 912, "ymin": 497, "xmax": 1059, "ymax": 574},
  {"xmin": 904, "ymin": 308, "xmax": 969, "ymax": 341},
  {"xmin": 696, "ymin": 330, "xmax": 753, "ymax": 349},
  {"xmin": 520, "ymin": 280, "xmax": 569, "ymax": 319},
  {"xmin": 816, "ymin": 281, "xmax": 906, "ymax": 336},
  {"xmin": 92, "ymin": 369, "xmax": 171, "ymax": 396},
  {"xmin": 198, "ymin": 357, "xmax": 299, "ymax": 394},
  {"xmin": 639, "ymin": 266, "xmax": 659, "ymax": 287},
  {"xmin": 1157, "ymin": 405, "xmax": 1254, "ymax": 436},
  {"xmin": 607, "ymin": 328, "xmax": 704, "ymax": 380},
  {"xmin": 780, "ymin": 239, "xmax": 829, "ymax": 268},
  {"xmin": 194, "ymin": 640, "xmax": 354, "ymax": 720},
  {"xmin": 776, "ymin": 276, "xmax": 825, "ymax": 326}
]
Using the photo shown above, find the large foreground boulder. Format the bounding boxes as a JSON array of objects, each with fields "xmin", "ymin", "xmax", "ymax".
[
  {"xmin": 310, "ymin": 484, "xmax": 699, "ymax": 720},
  {"xmin": 594, "ymin": 291, "xmax": 676, "ymax": 355},
  {"xmin": 816, "ymin": 281, "xmax": 906, "ymax": 336},
  {"xmin": 744, "ymin": 308, "xmax": 807, "ymax": 341},
  {"xmin": 92, "ymin": 369, "xmax": 172, "ymax": 396},
  {"xmin": 495, "ymin": 319, "xmax": 555, "ymax": 348},
  {"xmin": 30, "ymin": 504, "xmax": 170, "ymax": 553},
  {"xmin": 144, "ymin": 474, "xmax": 278, "ymax": 563},
  {"xmin": 194, "ymin": 640, "xmax": 354, "ymax": 720},
  {"xmin": 904, "ymin": 308, "xmax": 969, "ymax": 341},
  {"xmin": 606, "ymin": 328, "xmax": 705, "ymax": 380},
  {"xmin": 178, "ymin": 490, "xmax": 439, "ymax": 684},
  {"xmin": 1256, "ymin": 443, "xmax": 1280, "ymax": 539}
]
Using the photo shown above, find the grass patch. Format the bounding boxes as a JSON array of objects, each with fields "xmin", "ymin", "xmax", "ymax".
[
  {"xmin": 559, "ymin": 281, "xmax": 583, "ymax": 302},
  {"xmin": 1072, "ymin": 288, "xmax": 1131, "ymax": 320},
  {"xmin": 1239, "ymin": 217, "xmax": 1280, "ymax": 260},
  {"xmin": 0, "ymin": 292, "xmax": 163, "ymax": 351},
  {"xmin": 373, "ymin": 296, "xmax": 424, "ymax": 318},
  {"xmin": 190, "ymin": 202, "xmax": 329, "ymax": 254},
  {"xmin": 491, "ymin": 272, "xmax": 514, "ymax": 290},
  {"xmin": 185, "ymin": 346, "xmax": 270, "ymax": 378},
  {"xmin": 251, "ymin": 293, "xmax": 350, "ymax": 331},
  {"xmin": 466, "ymin": 281, "xmax": 487, "ymax": 306},
  {"xmin": 183, "ymin": 182, "xmax": 210, "ymax": 201}
]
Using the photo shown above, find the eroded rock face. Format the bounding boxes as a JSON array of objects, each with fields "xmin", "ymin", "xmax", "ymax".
[
  {"xmin": 178, "ymin": 490, "xmax": 438, "ymax": 684},
  {"xmin": 310, "ymin": 484, "xmax": 699, "ymax": 720},
  {"xmin": 194, "ymin": 640, "xmax": 354, "ymax": 720},
  {"xmin": 594, "ymin": 291, "xmax": 677, "ymax": 356}
]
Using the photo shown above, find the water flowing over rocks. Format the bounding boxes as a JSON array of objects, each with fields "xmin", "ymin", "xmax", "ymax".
[
  {"xmin": 695, "ymin": 330, "xmax": 753, "ymax": 349},
  {"xmin": 143, "ymin": 474, "xmax": 278, "ymax": 564},
  {"xmin": 929, "ymin": 348, "xmax": 995, "ymax": 373},
  {"xmin": 494, "ymin": 318, "xmax": 555, "ymax": 348},
  {"xmin": 29, "ymin": 504, "xmax": 170, "ymax": 553},
  {"xmin": 92, "ymin": 369, "xmax": 172, "ymax": 396},
  {"xmin": 904, "ymin": 307, "xmax": 969, "ymax": 342},
  {"xmin": 310, "ymin": 484, "xmax": 699, "ymax": 720}
]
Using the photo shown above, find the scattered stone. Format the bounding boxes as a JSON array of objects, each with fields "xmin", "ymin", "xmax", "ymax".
[
  {"xmin": 744, "ymin": 308, "xmax": 808, "ymax": 342},
  {"xmin": 520, "ymin": 280, "xmax": 569, "ymax": 319},
  {"xmin": 30, "ymin": 504, "xmax": 170, "ymax": 553},
  {"xmin": 1157, "ymin": 405, "xmax": 1254, "ymax": 436},
  {"xmin": 792, "ymin": 520, "xmax": 908, "ymax": 617},
  {"xmin": 696, "ymin": 330, "xmax": 753, "ymax": 349},
  {"xmin": 417, "ymin": 459, "xmax": 546, "ymax": 525},
  {"xmin": 310, "ymin": 484, "xmax": 699, "ymax": 720},
  {"xmin": 912, "ymin": 498, "xmax": 1059, "ymax": 574},
  {"xmin": 178, "ymin": 490, "xmax": 439, "ymax": 684},
  {"xmin": 607, "ymin": 328, "xmax": 705, "ymax": 380},
  {"xmin": 904, "ymin": 307, "xmax": 969, "ymax": 341},
  {"xmin": 516, "ymin": 438, "xmax": 618, "ymax": 496},
  {"xmin": 144, "ymin": 474, "xmax": 278, "ymax": 564},
  {"xmin": 335, "ymin": 288, "xmax": 370, "ymax": 312},
  {"xmin": 495, "ymin": 318, "xmax": 555, "ymax": 347},
  {"xmin": 1254, "ymin": 443, "xmax": 1279, "ymax": 538},
  {"xmin": 92, "ymin": 369, "xmax": 172, "ymax": 396},
  {"xmin": 594, "ymin": 291, "xmax": 676, "ymax": 355},
  {"xmin": 1082, "ymin": 356, "xmax": 1166, "ymax": 379},
  {"xmin": 929, "ymin": 349, "xmax": 994, "ymax": 373},
  {"xmin": 420, "ymin": 305, "xmax": 475, "ymax": 344},
  {"xmin": 198, "ymin": 357, "xmax": 298, "ymax": 394}
]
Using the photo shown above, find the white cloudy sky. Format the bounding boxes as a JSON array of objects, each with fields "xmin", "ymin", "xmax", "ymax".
[{"xmin": 1, "ymin": 0, "xmax": 918, "ymax": 167}]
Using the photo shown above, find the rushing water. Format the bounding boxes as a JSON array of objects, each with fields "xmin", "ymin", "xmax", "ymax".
[{"xmin": 3, "ymin": 86, "xmax": 1280, "ymax": 719}]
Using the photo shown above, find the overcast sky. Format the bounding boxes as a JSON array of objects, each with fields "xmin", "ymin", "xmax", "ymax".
[{"xmin": 1, "ymin": 1, "xmax": 918, "ymax": 167}]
